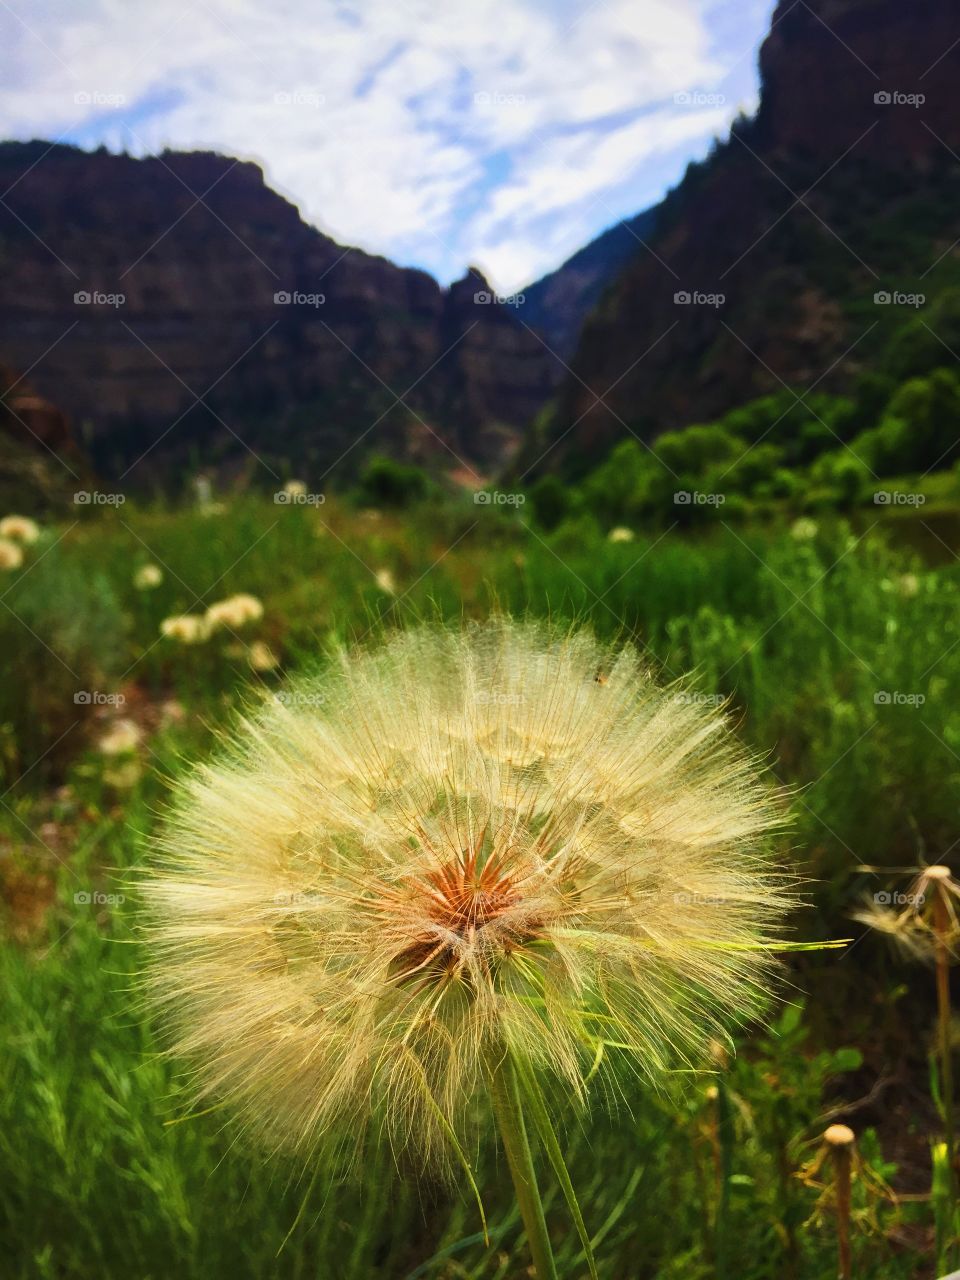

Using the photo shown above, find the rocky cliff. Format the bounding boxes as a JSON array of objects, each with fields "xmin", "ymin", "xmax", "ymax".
[
  {"xmin": 519, "ymin": 0, "xmax": 960, "ymax": 477},
  {"xmin": 0, "ymin": 143, "xmax": 561, "ymax": 483},
  {"xmin": 518, "ymin": 206, "xmax": 659, "ymax": 359}
]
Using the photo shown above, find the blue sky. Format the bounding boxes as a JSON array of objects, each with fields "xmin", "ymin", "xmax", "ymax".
[{"xmin": 0, "ymin": 0, "xmax": 776, "ymax": 290}]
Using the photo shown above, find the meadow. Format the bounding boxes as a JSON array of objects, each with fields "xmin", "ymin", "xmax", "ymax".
[{"xmin": 1, "ymin": 486, "xmax": 958, "ymax": 1278}]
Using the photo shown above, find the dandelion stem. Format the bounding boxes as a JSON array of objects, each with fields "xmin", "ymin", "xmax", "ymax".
[
  {"xmin": 823, "ymin": 1125, "xmax": 854, "ymax": 1280},
  {"xmin": 488, "ymin": 1050, "xmax": 558, "ymax": 1280},
  {"xmin": 832, "ymin": 1142, "xmax": 852, "ymax": 1280},
  {"xmin": 934, "ymin": 886, "xmax": 956, "ymax": 1238}
]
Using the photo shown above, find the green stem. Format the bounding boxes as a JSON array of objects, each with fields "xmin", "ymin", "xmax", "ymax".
[
  {"xmin": 488, "ymin": 1050, "xmax": 559, "ymax": 1280},
  {"xmin": 934, "ymin": 888, "xmax": 956, "ymax": 1255}
]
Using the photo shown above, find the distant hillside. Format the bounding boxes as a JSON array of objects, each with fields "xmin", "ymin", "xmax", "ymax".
[
  {"xmin": 519, "ymin": 206, "xmax": 659, "ymax": 358},
  {"xmin": 518, "ymin": 0, "xmax": 960, "ymax": 478},
  {"xmin": 0, "ymin": 143, "xmax": 562, "ymax": 483}
]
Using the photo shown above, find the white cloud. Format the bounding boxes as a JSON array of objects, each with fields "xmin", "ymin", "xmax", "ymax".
[{"xmin": 0, "ymin": 0, "xmax": 770, "ymax": 289}]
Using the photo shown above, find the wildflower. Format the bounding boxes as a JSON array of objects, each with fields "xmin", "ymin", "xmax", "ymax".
[
  {"xmin": 98, "ymin": 718, "xmax": 142, "ymax": 755},
  {"xmin": 0, "ymin": 515, "xmax": 40, "ymax": 543},
  {"xmin": 205, "ymin": 593, "xmax": 264, "ymax": 631},
  {"xmin": 283, "ymin": 479, "xmax": 307, "ymax": 498},
  {"xmin": 134, "ymin": 563, "xmax": 164, "ymax": 590},
  {"xmin": 160, "ymin": 615, "xmax": 210, "ymax": 644},
  {"xmin": 0, "ymin": 538, "xmax": 23, "ymax": 571},
  {"xmin": 790, "ymin": 518, "xmax": 818, "ymax": 541},
  {"xmin": 144, "ymin": 621, "xmax": 791, "ymax": 1175},
  {"xmin": 248, "ymin": 640, "xmax": 279, "ymax": 671},
  {"xmin": 853, "ymin": 863, "xmax": 958, "ymax": 962},
  {"xmin": 104, "ymin": 759, "xmax": 142, "ymax": 788},
  {"xmin": 608, "ymin": 526, "xmax": 634, "ymax": 543},
  {"xmin": 374, "ymin": 568, "xmax": 396, "ymax": 594}
]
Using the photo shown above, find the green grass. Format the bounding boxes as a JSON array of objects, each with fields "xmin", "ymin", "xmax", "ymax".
[{"xmin": 0, "ymin": 493, "xmax": 953, "ymax": 1277}]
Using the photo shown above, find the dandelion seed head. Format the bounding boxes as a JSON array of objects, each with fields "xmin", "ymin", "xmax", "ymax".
[
  {"xmin": 143, "ymin": 620, "xmax": 791, "ymax": 1168},
  {"xmin": 98, "ymin": 718, "xmax": 142, "ymax": 755},
  {"xmin": 161, "ymin": 615, "xmax": 210, "ymax": 644},
  {"xmin": 248, "ymin": 640, "xmax": 279, "ymax": 672},
  {"xmin": 134, "ymin": 563, "xmax": 163, "ymax": 590},
  {"xmin": 205, "ymin": 593, "xmax": 264, "ymax": 630},
  {"xmin": 0, "ymin": 515, "xmax": 40, "ymax": 543},
  {"xmin": 0, "ymin": 538, "xmax": 24, "ymax": 570},
  {"xmin": 790, "ymin": 518, "xmax": 818, "ymax": 541}
]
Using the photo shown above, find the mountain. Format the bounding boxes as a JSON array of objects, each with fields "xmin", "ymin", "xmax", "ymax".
[
  {"xmin": 519, "ymin": 0, "xmax": 960, "ymax": 478},
  {"xmin": 518, "ymin": 206, "xmax": 659, "ymax": 359},
  {"xmin": 0, "ymin": 143, "xmax": 562, "ymax": 484}
]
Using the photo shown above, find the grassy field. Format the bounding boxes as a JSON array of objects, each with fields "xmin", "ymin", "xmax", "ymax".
[{"xmin": 1, "ymin": 491, "xmax": 957, "ymax": 1278}]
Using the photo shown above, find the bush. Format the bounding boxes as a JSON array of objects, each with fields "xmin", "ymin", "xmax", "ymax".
[
  {"xmin": 527, "ymin": 474, "xmax": 572, "ymax": 530},
  {"xmin": 357, "ymin": 456, "xmax": 430, "ymax": 507}
]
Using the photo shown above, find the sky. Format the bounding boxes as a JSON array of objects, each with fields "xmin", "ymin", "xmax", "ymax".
[{"xmin": 0, "ymin": 0, "xmax": 776, "ymax": 291}]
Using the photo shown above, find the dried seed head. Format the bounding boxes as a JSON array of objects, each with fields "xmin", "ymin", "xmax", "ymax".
[{"xmin": 142, "ymin": 620, "xmax": 792, "ymax": 1168}]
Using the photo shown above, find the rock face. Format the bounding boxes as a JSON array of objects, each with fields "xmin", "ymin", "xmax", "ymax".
[
  {"xmin": 0, "ymin": 143, "xmax": 561, "ymax": 482},
  {"xmin": 520, "ymin": 0, "xmax": 960, "ymax": 477},
  {"xmin": 519, "ymin": 206, "xmax": 659, "ymax": 360}
]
